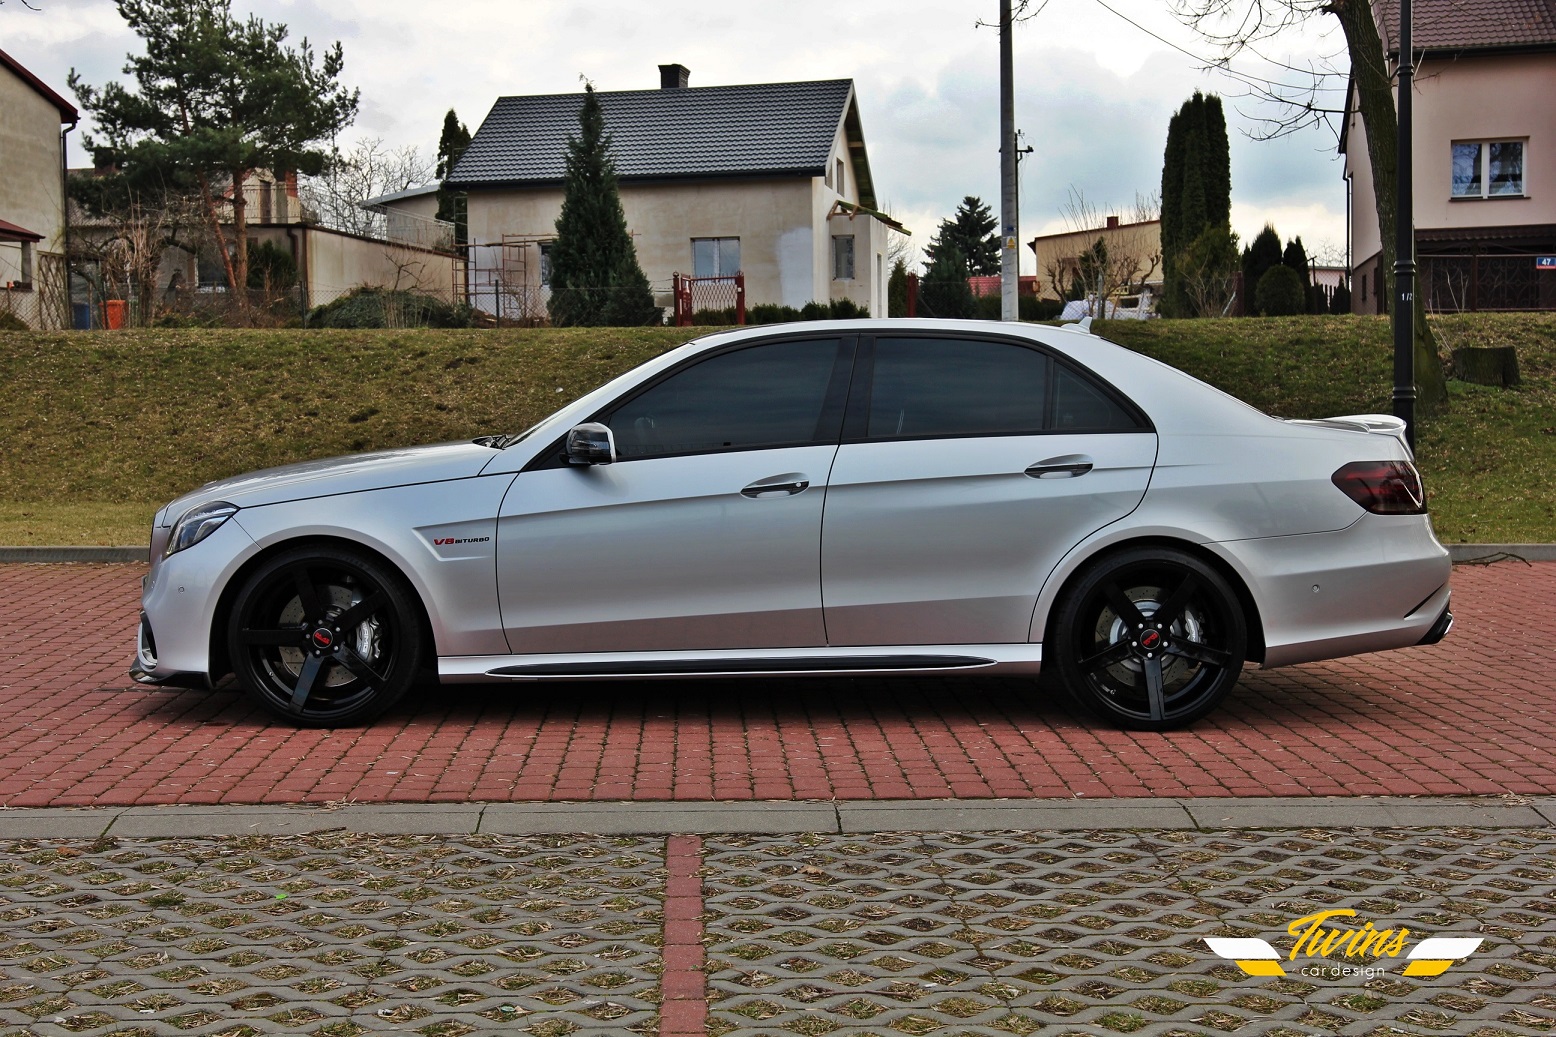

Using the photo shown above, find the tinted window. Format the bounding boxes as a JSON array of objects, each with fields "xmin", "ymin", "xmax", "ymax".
[
  {"xmin": 1052, "ymin": 365, "xmax": 1142, "ymax": 430},
  {"xmin": 608, "ymin": 339, "xmax": 841, "ymax": 459},
  {"xmin": 868, "ymin": 337, "xmax": 1047, "ymax": 438}
]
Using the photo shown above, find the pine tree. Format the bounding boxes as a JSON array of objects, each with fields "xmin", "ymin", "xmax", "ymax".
[
  {"xmin": 546, "ymin": 85, "xmax": 660, "ymax": 327},
  {"xmin": 434, "ymin": 109, "xmax": 471, "ymax": 236},
  {"xmin": 918, "ymin": 242, "xmax": 975, "ymax": 318},
  {"xmin": 924, "ymin": 196, "xmax": 1000, "ymax": 277},
  {"xmin": 70, "ymin": 0, "xmax": 358, "ymax": 297},
  {"xmin": 1160, "ymin": 92, "xmax": 1231, "ymax": 317}
]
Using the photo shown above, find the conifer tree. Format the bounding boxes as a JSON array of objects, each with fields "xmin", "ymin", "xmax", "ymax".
[
  {"xmin": 918, "ymin": 242, "xmax": 976, "ymax": 318},
  {"xmin": 70, "ymin": 0, "xmax": 358, "ymax": 297},
  {"xmin": 547, "ymin": 85, "xmax": 660, "ymax": 327},
  {"xmin": 924, "ymin": 197, "xmax": 1000, "ymax": 276},
  {"xmin": 1160, "ymin": 92, "xmax": 1231, "ymax": 316},
  {"xmin": 434, "ymin": 109, "xmax": 471, "ymax": 236}
]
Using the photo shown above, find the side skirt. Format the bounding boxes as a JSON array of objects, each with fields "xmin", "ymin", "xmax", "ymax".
[{"xmin": 437, "ymin": 644, "xmax": 1044, "ymax": 683}]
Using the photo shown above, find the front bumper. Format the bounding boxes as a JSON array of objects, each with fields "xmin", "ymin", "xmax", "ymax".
[{"xmin": 134, "ymin": 515, "xmax": 257, "ymax": 683}]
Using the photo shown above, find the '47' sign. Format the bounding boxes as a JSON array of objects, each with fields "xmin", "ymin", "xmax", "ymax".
[{"xmin": 1537, "ymin": 256, "xmax": 1556, "ymax": 270}]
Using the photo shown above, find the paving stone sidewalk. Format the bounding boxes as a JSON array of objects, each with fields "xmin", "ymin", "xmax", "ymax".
[
  {"xmin": 2, "ymin": 561, "xmax": 1555, "ymax": 807},
  {"xmin": 3, "ymin": 823, "xmax": 1555, "ymax": 1036}
]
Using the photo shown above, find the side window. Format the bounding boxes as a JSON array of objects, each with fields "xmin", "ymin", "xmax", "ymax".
[
  {"xmin": 868, "ymin": 337, "xmax": 1047, "ymax": 438},
  {"xmin": 1052, "ymin": 364, "xmax": 1142, "ymax": 430},
  {"xmin": 607, "ymin": 339, "xmax": 842, "ymax": 459}
]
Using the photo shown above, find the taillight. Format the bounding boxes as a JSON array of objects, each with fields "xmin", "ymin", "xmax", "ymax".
[{"xmin": 1331, "ymin": 460, "xmax": 1426, "ymax": 514}]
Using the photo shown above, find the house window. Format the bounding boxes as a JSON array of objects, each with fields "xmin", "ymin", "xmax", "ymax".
[
  {"xmin": 836, "ymin": 159, "xmax": 845, "ymax": 197},
  {"xmin": 832, "ymin": 235, "xmax": 855, "ymax": 280},
  {"xmin": 1452, "ymin": 140, "xmax": 1525, "ymax": 198},
  {"xmin": 692, "ymin": 237, "xmax": 739, "ymax": 278},
  {"xmin": 539, "ymin": 242, "xmax": 552, "ymax": 286},
  {"xmin": 19, "ymin": 241, "xmax": 33, "ymax": 287}
]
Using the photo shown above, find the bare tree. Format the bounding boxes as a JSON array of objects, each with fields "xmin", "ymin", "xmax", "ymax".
[
  {"xmin": 1170, "ymin": 0, "xmax": 1445, "ymax": 412},
  {"xmin": 1056, "ymin": 187, "xmax": 1164, "ymax": 315},
  {"xmin": 300, "ymin": 137, "xmax": 433, "ymax": 238}
]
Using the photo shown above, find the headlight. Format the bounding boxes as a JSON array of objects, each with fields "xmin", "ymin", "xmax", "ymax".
[{"xmin": 165, "ymin": 501, "xmax": 239, "ymax": 557}]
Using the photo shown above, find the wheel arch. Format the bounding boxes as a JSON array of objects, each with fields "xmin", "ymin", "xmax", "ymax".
[
  {"xmin": 1036, "ymin": 535, "xmax": 1267, "ymax": 665},
  {"xmin": 207, "ymin": 534, "xmax": 437, "ymax": 682}
]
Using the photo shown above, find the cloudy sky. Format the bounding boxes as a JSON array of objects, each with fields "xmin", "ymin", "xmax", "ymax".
[{"xmin": 4, "ymin": 0, "xmax": 1355, "ymax": 270}]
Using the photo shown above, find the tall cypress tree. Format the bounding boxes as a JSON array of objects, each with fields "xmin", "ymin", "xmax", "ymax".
[
  {"xmin": 547, "ymin": 85, "xmax": 660, "ymax": 327},
  {"xmin": 434, "ymin": 109, "xmax": 471, "ymax": 239},
  {"xmin": 1160, "ymin": 91, "xmax": 1231, "ymax": 317}
]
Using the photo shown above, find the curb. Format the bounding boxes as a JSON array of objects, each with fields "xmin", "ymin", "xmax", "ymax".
[
  {"xmin": 0, "ymin": 546, "xmax": 146, "ymax": 563},
  {"xmin": 1446, "ymin": 543, "xmax": 1556, "ymax": 563},
  {"xmin": 2, "ymin": 544, "xmax": 1554, "ymax": 565},
  {"xmin": 2, "ymin": 796, "xmax": 1553, "ymax": 840}
]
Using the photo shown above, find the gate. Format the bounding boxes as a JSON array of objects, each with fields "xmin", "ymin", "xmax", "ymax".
[{"xmin": 672, "ymin": 272, "xmax": 745, "ymax": 327}]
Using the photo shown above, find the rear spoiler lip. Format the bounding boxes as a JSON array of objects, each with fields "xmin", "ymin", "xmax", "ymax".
[{"xmin": 1284, "ymin": 413, "xmax": 1411, "ymax": 455}]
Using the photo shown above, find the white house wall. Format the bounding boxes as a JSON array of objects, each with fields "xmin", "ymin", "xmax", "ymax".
[
  {"xmin": 466, "ymin": 178, "xmax": 825, "ymax": 311},
  {"xmin": 0, "ymin": 61, "xmax": 66, "ymax": 285}
]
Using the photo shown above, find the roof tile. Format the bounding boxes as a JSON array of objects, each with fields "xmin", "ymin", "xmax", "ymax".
[
  {"xmin": 1376, "ymin": 0, "xmax": 1556, "ymax": 51},
  {"xmin": 447, "ymin": 80, "xmax": 854, "ymax": 187}
]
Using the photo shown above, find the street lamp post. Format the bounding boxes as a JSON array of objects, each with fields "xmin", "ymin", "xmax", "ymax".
[{"xmin": 1393, "ymin": 0, "xmax": 1417, "ymax": 449}]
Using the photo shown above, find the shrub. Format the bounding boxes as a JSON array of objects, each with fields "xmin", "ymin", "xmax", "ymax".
[
  {"xmin": 690, "ymin": 300, "xmax": 871, "ymax": 326},
  {"xmin": 1254, "ymin": 264, "xmax": 1305, "ymax": 317},
  {"xmin": 246, "ymin": 240, "xmax": 298, "ymax": 291},
  {"xmin": 0, "ymin": 311, "xmax": 29, "ymax": 331},
  {"xmin": 308, "ymin": 287, "xmax": 475, "ymax": 329}
]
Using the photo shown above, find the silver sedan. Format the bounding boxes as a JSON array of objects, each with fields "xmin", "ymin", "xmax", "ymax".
[{"xmin": 132, "ymin": 319, "xmax": 1452, "ymax": 730}]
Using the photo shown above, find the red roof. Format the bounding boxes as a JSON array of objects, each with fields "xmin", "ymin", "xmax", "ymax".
[
  {"xmin": 0, "ymin": 219, "xmax": 45, "ymax": 243},
  {"xmin": 0, "ymin": 47, "xmax": 78, "ymax": 123},
  {"xmin": 1375, "ymin": 0, "xmax": 1556, "ymax": 52}
]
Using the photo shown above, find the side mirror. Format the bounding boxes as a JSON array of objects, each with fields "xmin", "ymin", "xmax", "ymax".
[{"xmin": 565, "ymin": 422, "xmax": 616, "ymax": 465}]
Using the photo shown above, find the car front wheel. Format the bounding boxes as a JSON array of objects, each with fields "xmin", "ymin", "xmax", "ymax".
[
  {"xmin": 228, "ymin": 546, "xmax": 424, "ymax": 727},
  {"xmin": 1052, "ymin": 547, "xmax": 1247, "ymax": 730}
]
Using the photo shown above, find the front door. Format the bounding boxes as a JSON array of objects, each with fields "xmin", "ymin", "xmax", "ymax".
[{"xmin": 496, "ymin": 336, "xmax": 853, "ymax": 655}]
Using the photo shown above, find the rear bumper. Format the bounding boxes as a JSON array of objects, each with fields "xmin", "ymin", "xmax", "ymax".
[
  {"xmin": 1212, "ymin": 513, "xmax": 1452, "ymax": 669},
  {"xmin": 1418, "ymin": 600, "xmax": 1454, "ymax": 646}
]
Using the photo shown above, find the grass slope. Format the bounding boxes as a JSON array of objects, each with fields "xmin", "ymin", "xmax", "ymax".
[{"xmin": 1, "ymin": 314, "xmax": 1552, "ymax": 545}]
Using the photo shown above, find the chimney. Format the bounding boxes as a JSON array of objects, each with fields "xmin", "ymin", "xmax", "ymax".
[
  {"xmin": 659, "ymin": 63, "xmax": 691, "ymax": 89},
  {"xmin": 1106, "ymin": 215, "xmax": 1120, "ymax": 230}
]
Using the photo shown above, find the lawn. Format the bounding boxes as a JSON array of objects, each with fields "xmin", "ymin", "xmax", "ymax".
[{"xmin": 1, "ymin": 313, "xmax": 1551, "ymax": 545}]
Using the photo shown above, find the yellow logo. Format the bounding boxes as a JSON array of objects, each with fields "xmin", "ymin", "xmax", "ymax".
[{"xmin": 1205, "ymin": 909, "xmax": 1483, "ymax": 979}]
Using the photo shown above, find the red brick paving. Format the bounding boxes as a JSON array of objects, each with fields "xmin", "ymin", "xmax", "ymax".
[{"xmin": 0, "ymin": 561, "xmax": 1551, "ymax": 808}]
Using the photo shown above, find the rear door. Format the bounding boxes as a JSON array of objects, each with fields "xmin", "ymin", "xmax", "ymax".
[{"xmin": 821, "ymin": 334, "xmax": 1157, "ymax": 646}]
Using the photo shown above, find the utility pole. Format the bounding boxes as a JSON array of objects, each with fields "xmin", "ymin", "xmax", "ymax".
[
  {"xmin": 1393, "ymin": 0, "xmax": 1416, "ymax": 448},
  {"xmin": 999, "ymin": 0, "xmax": 1018, "ymax": 320}
]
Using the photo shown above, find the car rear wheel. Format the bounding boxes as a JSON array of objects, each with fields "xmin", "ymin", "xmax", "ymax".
[
  {"xmin": 1052, "ymin": 547, "xmax": 1246, "ymax": 730},
  {"xmin": 228, "ymin": 546, "xmax": 424, "ymax": 727}
]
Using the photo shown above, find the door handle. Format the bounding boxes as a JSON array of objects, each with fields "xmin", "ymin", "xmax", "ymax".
[
  {"xmin": 1026, "ymin": 456, "xmax": 1094, "ymax": 479},
  {"xmin": 741, "ymin": 476, "xmax": 810, "ymax": 498}
]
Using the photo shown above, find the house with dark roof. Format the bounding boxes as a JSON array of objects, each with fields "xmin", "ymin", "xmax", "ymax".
[
  {"xmin": 1341, "ymin": 0, "xmax": 1556, "ymax": 312},
  {"xmin": 443, "ymin": 64, "xmax": 903, "ymax": 320},
  {"xmin": 1, "ymin": 47, "xmax": 77, "ymax": 328}
]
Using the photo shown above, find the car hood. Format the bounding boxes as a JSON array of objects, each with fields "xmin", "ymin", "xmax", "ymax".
[{"xmin": 157, "ymin": 441, "xmax": 501, "ymax": 527}]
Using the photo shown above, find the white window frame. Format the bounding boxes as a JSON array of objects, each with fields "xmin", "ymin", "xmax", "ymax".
[
  {"xmin": 1451, "ymin": 138, "xmax": 1527, "ymax": 199},
  {"xmin": 832, "ymin": 234, "xmax": 855, "ymax": 281},
  {"xmin": 691, "ymin": 237, "xmax": 740, "ymax": 279}
]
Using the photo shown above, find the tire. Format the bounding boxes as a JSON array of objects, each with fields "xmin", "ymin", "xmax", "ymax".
[
  {"xmin": 228, "ymin": 546, "xmax": 425, "ymax": 727},
  {"xmin": 1051, "ymin": 547, "xmax": 1247, "ymax": 730}
]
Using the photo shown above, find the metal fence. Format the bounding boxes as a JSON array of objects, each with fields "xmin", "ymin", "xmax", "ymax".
[{"xmin": 1421, "ymin": 253, "xmax": 1556, "ymax": 312}]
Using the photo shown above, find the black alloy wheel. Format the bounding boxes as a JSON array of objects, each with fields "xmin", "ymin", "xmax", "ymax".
[
  {"xmin": 1052, "ymin": 547, "xmax": 1247, "ymax": 730},
  {"xmin": 228, "ymin": 546, "xmax": 424, "ymax": 727}
]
